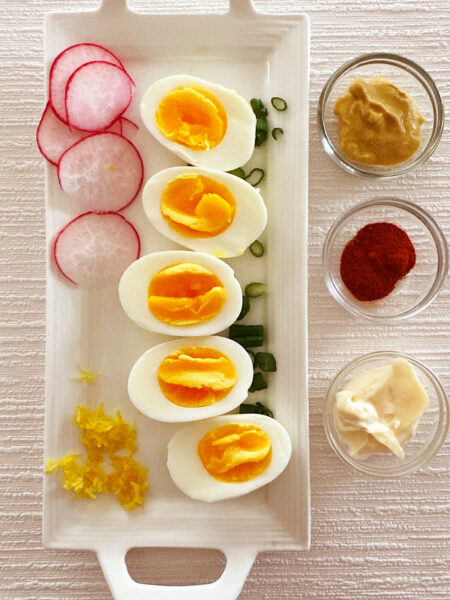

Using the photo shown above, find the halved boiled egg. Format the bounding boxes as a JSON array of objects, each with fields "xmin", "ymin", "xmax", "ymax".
[
  {"xmin": 118, "ymin": 251, "xmax": 242, "ymax": 336},
  {"xmin": 128, "ymin": 336, "xmax": 254, "ymax": 422},
  {"xmin": 142, "ymin": 166, "xmax": 267, "ymax": 257},
  {"xmin": 167, "ymin": 414, "xmax": 291, "ymax": 502},
  {"xmin": 140, "ymin": 75, "xmax": 256, "ymax": 171}
]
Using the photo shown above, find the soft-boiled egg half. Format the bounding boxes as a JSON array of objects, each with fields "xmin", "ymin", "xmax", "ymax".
[
  {"xmin": 142, "ymin": 167, "xmax": 267, "ymax": 258},
  {"xmin": 119, "ymin": 251, "xmax": 242, "ymax": 336},
  {"xmin": 167, "ymin": 414, "xmax": 292, "ymax": 502},
  {"xmin": 128, "ymin": 336, "xmax": 254, "ymax": 422},
  {"xmin": 140, "ymin": 75, "xmax": 256, "ymax": 171}
]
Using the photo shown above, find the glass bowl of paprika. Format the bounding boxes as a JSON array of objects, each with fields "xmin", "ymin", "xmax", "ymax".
[
  {"xmin": 318, "ymin": 53, "xmax": 444, "ymax": 178},
  {"xmin": 323, "ymin": 198, "xmax": 448, "ymax": 321}
]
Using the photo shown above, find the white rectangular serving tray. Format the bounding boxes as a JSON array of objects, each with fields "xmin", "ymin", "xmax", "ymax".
[{"xmin": 43, "ymin": 1, "xmax": 310, "ymax": 598}]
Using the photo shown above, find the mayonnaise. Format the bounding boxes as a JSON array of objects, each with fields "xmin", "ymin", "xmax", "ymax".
[{"xmin": 334, "ymin": 359, "xmax": 429, "ymax": 459}]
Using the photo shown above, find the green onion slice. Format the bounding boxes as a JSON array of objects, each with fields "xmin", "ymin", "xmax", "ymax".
[
  {"xmin": 249, "ymin": 240, "xmax": 265, "ymax": 257},
  {"xmin": 244, "ymin": 168, "xmax": 265, "ymax": 187},
  {"xmin": 255, "ymin": 352, "xmax": 277, "ymax": 372},
  {"xmin": 229, "ymin": 324, "xmax": 264, "ymax": 348},
  {"xmin": 271, "ymin": 97, "xmax": 288, "ymax": 111},
  {"xmin": 239, "ymin": 401, "xmax": 273, "ymax": 418},
  {"xmin": 271, "ymin": 127, "xmax": 284, "ymax": 140},
  {"xmin": 250, "ymin": 98, "xmax": 268, "ymax": 118},
  {"xmin": 245, "ymin": 282, "xmax": 266, "ymax": 298},
  {"xmin": 228, "ymin": 167, "xmax": 246, "ymax": 179},
  {"xmin": 255, "ymin": 117, "xmax": 268, "ymax": 146},
  {"xmin": 255, "ymin": 130, "xmax": 267, "ymax": 147},
  {"xmin": 256, "ymin": 117, "xmax": 268, "ymax": 133},
  {"xmin": 234, "ymin": 336, "xmax": 263, "ymax": 348},
  {"xmin": 248, "ymin": 372, "xmax": 268, "ymax": 393},
  {"xmin": 236, "ymin": 295, "xmax": 250, "ymax": 321}
]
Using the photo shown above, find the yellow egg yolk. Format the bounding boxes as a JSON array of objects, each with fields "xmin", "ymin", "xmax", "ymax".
[
  {"xmin": 198, "ymin": 424, "xmax": 272, "ymax": 483},
  {"xmin": 148, "ymin": 262, "xmax": 226, "ymax": 326},
  {"xmin": 160, "ymin": 174, "xmax": 236, "ymax": 239},
  {"xmin": 158, "ymin": 347, "xmax": 237, "ymax": 407},
  {"xmin": 155, "ymin": 87, "xmax": 227, "ymax": 151}
]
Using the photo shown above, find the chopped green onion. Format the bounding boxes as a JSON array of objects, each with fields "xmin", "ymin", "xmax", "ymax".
[
  {"xmin": 272, "ymin": 127, "xmax": 284, "ymax": 140},
  {"xmin": 230, "ymin": 324, "xmax": 263, "ymax": 337},
  {"xmin": 255, "ymin": 129, "xmax": 268, "ymax": 146},
  {"xmin": 236, "ymin": 295, "xmax": 250, "ymax": 321},
  {"xmin": 250, "ymin": 98, "xmax": 268, "ymax": 118},
  {"xmin": 235, "ymin": 336, "xmax": 264, "ymax": 348},
  {"xmin": 229, "ymin": 324, "xmax": 264, "ymax": 348},
  {"xmin": 248, "ymin": 372, "xmax": 268, "ymax": 393},
  {"xmin": 249, "ymin": 240, "xmax": 265, "ymax": 257},
  {"xmin": 256, "ymin": 117, "xmax": 268, "ymax": 133},
  {"xmin": 244, "ymin": 168, "xmax": 265, "ymax": 187},
  {"xmin": 228, "ymin": 167, "xmax": 246, "ymax": 179},
  {"xmin": 245, "ymin": 282, "xmax": 266, "ymax": 298},
  {"xmin": 239, "ymin": 401, "xmax": 273, "ymax": 418},
  {"xmin": 255, "ymin": 116, "xmax": 268, "ymax": 146},
  {"xmin": 255, "ymin": 352, "xmax": 277, "ymax": 372},
  {"xmin": 271, "ymin": 97, "xmax": 288, "ymax": 111}
]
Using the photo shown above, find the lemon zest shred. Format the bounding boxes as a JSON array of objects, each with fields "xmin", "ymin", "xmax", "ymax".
[
  {"xmin": 45, "ymin": 404, "xmax": 148, "ymax": 510},
  {"xmin": 71, "ymin": 366, "xmax": 102, "ymax": 385}
]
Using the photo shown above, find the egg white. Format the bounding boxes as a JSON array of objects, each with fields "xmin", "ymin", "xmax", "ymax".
[
  {"xmin": 140, "ymin": 75, "xmax": 256, "ymax": 171},
  {"xmin": 167, "ymin": 414, "xmax": 292, "ymax": 502},
  {"xmin": 142, "ymin": 166, "xmax": 267, "ymax": 258},
  {"xmin": 118, "ymin": 250, "xmax": 242, "ymax": 336},
  {"xmin": 128, "ymin": 336, "xmax": 254, "ymax": 423}
]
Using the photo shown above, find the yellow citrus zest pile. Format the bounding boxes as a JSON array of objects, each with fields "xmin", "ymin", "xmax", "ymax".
[{"xmin": 45, "ymin": 404, "xmax": 148, "ymax": 510}]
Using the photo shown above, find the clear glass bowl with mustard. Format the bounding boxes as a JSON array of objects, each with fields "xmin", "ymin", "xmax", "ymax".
[
  {"xmin": 318, "ymin": 53, "xmax": 444, "ymax": 177},
  {"xmin": 323, "ymin": 352, "xmax": 449, "ymax": 477}
]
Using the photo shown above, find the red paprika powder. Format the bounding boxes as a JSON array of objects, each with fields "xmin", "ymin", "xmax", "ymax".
[{"xmin": 340, "ymin": 222, "xmax": 416, "ymax": 301}]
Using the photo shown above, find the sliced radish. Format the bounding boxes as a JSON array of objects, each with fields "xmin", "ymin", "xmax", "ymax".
[
  {"xmin": 53, "ymin": 211, "xmax": 140, "ymax": 287},
  {"xmin": 120, "ymin": 117, "xmax": 139, "ymax": 140},
  {"xmin": 108, "ymin": 118, "xmax": 123, "ymax": 135},
  {"xmin": 49, "ymin": 43, "xmax": 126, "ymax": 123},
  {"xmin": 37, "ymin": 102, "xmax": 87, "ymax": 165},
  {"xmin": 65, "ymin": 61, "xmax": 133, "ymax": 132},
  {"xmin": 58, "ymin": 132, "xmax": 143, "ymax": 212},
  {"xmin": 37, "ymin": 103, "xmax": 126, "ymax": 165}
]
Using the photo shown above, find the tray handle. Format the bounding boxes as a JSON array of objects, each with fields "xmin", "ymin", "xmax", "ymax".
[
  {"xmin": 99, "ymin": 0, "xmax": 257, "ymax": 15},
  {"xmin": 229, "ymin": 0, "xmax": 257, "ymax": 15},
  {"xmin": 98, "ymin": 546, "xmax": 256, "ymax": 600}
]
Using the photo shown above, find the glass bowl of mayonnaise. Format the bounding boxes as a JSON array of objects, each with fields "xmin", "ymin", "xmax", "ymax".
[
  {"xmin": 318, "ymin": 53, "xmax": 444, "ymax": 178},
  {"xmin": 323, "ymin": 352, "xmax": 449, "ymax": 477}
]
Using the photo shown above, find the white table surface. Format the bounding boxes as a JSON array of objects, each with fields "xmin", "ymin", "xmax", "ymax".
[{"xmin": 1, "ymin": 0, "xmax": 449, "ymax": 598}]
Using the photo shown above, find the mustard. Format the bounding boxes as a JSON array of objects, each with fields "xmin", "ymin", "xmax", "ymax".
[{"xmin": 334, "ymin": 76, "xmax": 425, "ymax": 166}]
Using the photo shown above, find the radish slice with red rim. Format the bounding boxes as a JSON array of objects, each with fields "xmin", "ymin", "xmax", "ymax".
[
  {"xmin": 108, "ymin": 118, "xmax": 123, "ymax": 135},
  {"xmin": 49, "ymin": 43, "xmax": 126, "ymax": 123},
  {"xmin": 58, "ymin": 132, "xmax": 144, "ymax": 212},
  {"xmin": 120, "ymin": 116, "xmax": 139, "ymax": 140},
  {"xmin": 65, "ymin": 61, "xmax": 134, "ymax": 132},
  {"xmin": 37, "ymin": 102, "xmax": 87, "ymax": 165},
  {"xmin": 53, "ymin": 211, "xmax": 141, "ymax": 287},
  {"xmin": 36, "ymin": 102, "xmax": 125, "ymax": 165}
]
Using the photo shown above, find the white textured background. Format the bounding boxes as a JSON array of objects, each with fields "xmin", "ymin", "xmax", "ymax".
[{"xmin": 1, "ymin": 0, "xmax": 449, "ymax": 598}]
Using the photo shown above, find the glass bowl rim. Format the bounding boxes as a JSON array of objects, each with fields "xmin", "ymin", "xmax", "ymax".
[
  {"xmin": 323, "ymin": 350, "xmax": 449, "ymax": 478},
  {"xmin": 317, "ymin": 52, "xmax": 445, "ymax": 178},
  {"xmin": 322, "ymin": 197, "xmax": 449, "ymax": 322}
]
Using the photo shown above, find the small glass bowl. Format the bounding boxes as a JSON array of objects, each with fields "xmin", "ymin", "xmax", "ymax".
[
  {"xmin": 318, "ymin": 53, "xmax": 444, "ymax": 178},
  {"xmin": 324, "ymin": 352, "xmax": 449, "ymax": 477},
  {"xmin": 323, "ymin": 198, "xmax": 448, "ymax": 321}
]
